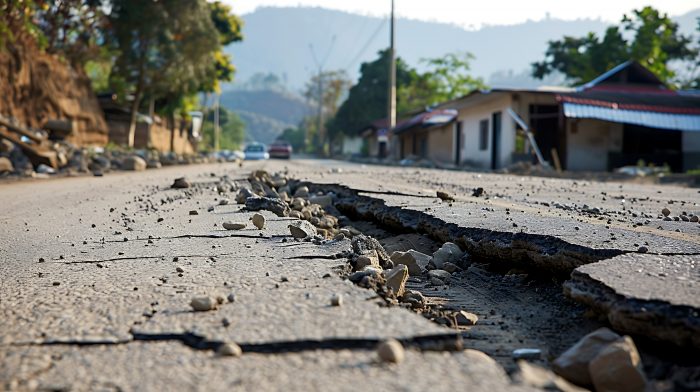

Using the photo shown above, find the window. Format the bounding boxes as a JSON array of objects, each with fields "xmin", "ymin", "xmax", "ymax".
[{"xmin": 479, "ymin": 119, "xmax": 489, "ymax": 151}]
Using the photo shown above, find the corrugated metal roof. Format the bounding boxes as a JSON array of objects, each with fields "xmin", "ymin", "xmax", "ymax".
[{"xmin": 563, "ymin": 103, "xmax": 700, "ymax": 132}]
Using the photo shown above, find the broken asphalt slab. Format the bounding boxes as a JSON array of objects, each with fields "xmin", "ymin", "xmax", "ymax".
[{"xmin": 565, "ymin": 253, "xmax": 700, "ymax": 349}]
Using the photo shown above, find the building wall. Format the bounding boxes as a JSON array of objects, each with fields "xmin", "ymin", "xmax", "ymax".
[
  {"xmin": 107, "ymin": 118, "xmax": 195, "ymax": 155},
  {"xmin": 565, "ymin": 119, "xmax": 622, "ymax": 171},
  {"xmin": 683, "ymin": 131, "xmax": 700, "ymax": 171},
  {"xmin": 455, "ymin": 94, "xmax": 514, "ymax": 169},
  {"xmin": 427, "ymin": 124, "xmax": 453, "ymax": 163},
  {"xmin": 342, "ymin": 136, "xmax": 363, "ymax": 156}
]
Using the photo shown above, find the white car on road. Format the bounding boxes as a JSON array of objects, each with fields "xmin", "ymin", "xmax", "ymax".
[{"xmin": 244, "ymin": 143, "xmax": 269, "ymax": 160}]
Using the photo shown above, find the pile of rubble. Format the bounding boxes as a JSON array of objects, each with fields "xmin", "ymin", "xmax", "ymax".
[
  {"xmin": 0, "ymin": 116, "xmax": 225, "ymax": 178},
  {"xmin": 234, "ymin": 170, "xmax": 477, "ymax": 326}
]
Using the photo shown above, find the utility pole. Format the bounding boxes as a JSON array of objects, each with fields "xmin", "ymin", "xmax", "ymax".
[
  {"xmin": 214, "ymin": 93, "xmax": 220, "ymax": 151},
  {"xmin": 316, "ymin": 69, "xmax": 324, "ymax": 155},
  {"xmin": 309, "ymin": 37, "xmax": 335, "ymax": 156},
  {"xmin": 386, "ymin": 0, "xmax": 396, "ymax": 159}
]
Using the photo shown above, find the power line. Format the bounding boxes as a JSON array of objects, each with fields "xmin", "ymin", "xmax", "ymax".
[{"xmin": 344, "ymin": 18, "xmax": 387, "ymax": 73}]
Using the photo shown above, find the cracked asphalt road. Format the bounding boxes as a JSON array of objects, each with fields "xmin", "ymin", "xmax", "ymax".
[{"xmin": 1, "ymin": 159, "xmax": 698, "ymax": 391}]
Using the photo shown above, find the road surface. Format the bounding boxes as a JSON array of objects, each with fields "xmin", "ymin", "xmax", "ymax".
[{"xmin": 1, "ymin": 159, "xmax": 698, "ymax": 391}]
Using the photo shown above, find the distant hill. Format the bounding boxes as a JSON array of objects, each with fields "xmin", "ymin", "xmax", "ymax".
[
  {"xmin": 220, "ymin": 89, "xmax": 311, "ymax": 144},
  {"xmin": 224, "ymin": 6, "xmax": 699, "ymax": 90}
]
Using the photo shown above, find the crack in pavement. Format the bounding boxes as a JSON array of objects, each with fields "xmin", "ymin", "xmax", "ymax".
[
  {"xmin": 9, "ymin": 331, "xmax": 464, "ymax": 355},
  {"xmin": 60, "ymin": 252, "xmax": 239, "ymax": 264}
]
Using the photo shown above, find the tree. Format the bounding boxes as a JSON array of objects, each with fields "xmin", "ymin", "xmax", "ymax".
[
  {"xmin": 533, "ymin": 6, "xmax": 693, "ymax": 85},
  {"xmin": 419, "ymin": 52, "xmax": 486, "ymax": 102},
  {"xmin": 200, "ymin": 107, "xmax": 245, "ymax": 151},
  {"xmin": 34, "ymin": 0, "xmax": 109, "ymax": 68},
  {"xmin": 329, "ymin": 50, "xmax": 485, "ymax": 138},
  {"xmin": 328, "ymin": 50, "xmax": 415, "ymax": 137},
  {"xmin": 109, "ymin": 0, "xmax": 220, "ymax": 147}
]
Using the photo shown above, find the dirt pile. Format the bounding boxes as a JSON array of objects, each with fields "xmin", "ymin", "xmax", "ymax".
[{"xmin": 0, "ymin": 38, "xmax": 108, "ymax": 146}]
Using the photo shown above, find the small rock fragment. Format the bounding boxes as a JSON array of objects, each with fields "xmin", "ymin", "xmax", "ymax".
[
  {"xmin": 223, "ymin": 221, "xmax": 246, "ymax": 230},
  {"xmin": 190, "ymin": 296, "xmax": 218, "ymax": 311},
  {"xmin": 308, "ymin": 194, "xmax": 332, "ymax": 207},
  {"xmin": 512, "ymin": 348, "xmax": 542, "ymax": 360},
  {"xmin": 218, "ymin": 342, "xmax": 242, "ymax": 357},
  {"xmin": 428, "ymin": 269, "xmax": 452, "ymax": 282},
  {"xmin": 661, "ymin": 207, "xmax": 671, "ymax": 217},
  {"xmin": 355, "ymin": 250, "xmax": 380, "ymax": 270},
  {"xmin": 227, "ymin": 293, "xmax": 236, "ymax": 303},
  {"xmin": 251, "ymin": 213, "xmax": 265, "ymax": 230},
  {"xmin": 432, "ymin": 242, "xmax": 464, "ymax": 269},
  {"xmin": 294, "ymin": 186, "xmax": 309, "ymax": 198},
  {"xmin": 245, "ymin": 196, "xmax": 290, "ymax": 217},
  {"xmin": 384, "ymin": 264, "xmax": 409, "ymax": 297},
  {"xmin": 218, "ymin": 198, "xmax": 230, "ymax": 206},
  {"xmin": 171, "ymin": 177, "xmax": 190, "ymax": 189},
  {"xmin": 377, "ymin": 339, "xmax": 405, "ymax": 364},
  {"xmin": 390, "ymin": 251, "xmax": 423, "ymax": 276},
  {"xmin": 189, "ymin": 210, "xmax": 199, "ymax": 216},
  {"xmin": 455, "ymin": 310, "xmax": 478, "ymax": 326},
  {"xmin": 330, "ymin": 294, "xmax": 343, "ymax": 307},
  {"xmin": 436, "ymin": 190, "xmax": 454, "ymax": 201},
  {"xmin": 288, "ymin": 220, "xmax": 317, "ymax": 239}
]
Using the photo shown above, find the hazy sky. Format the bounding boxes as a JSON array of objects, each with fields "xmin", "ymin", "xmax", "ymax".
[{"xmin": 231, "ymin": 0, "xmax": 700, "ymax": 28}]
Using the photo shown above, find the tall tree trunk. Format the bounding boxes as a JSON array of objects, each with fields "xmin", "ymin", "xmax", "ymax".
[
  {"xmin": 169, "ymin": 112, "xmax": 176, "ymax": 153},
  {"xmin": 127, "ymin": 49, "xmax": 148, "ymax": 148}
]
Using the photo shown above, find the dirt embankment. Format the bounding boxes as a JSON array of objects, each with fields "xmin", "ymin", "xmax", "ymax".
[{"xmin": 0, "ymin": 38, "xmax": 108, "ymax": 146}]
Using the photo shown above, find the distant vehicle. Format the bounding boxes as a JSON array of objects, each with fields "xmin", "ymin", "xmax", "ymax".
[
  {"xmin": 268, "ymin": 141, "xmax": 293, "ymax": 159},
  {"xmin": 244, "ymin": 143, "xmax": 269, "ymax": 160}
]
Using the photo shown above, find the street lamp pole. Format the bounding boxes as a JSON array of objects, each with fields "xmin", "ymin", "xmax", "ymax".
[{"xmin": 386, "ymin": 0, "xmax": 396, "ymax": 159}]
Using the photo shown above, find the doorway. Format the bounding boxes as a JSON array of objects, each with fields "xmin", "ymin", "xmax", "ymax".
[
  {"xmin": 491, "ymin": 112, "xmax": 502, "ymax": 170},
  {"xmin": 455, "ymin": 121, "xmax": 462, "ymax": 165}
]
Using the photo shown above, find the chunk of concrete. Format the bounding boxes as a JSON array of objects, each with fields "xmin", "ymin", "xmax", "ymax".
[
  {"xmin": 390, "ymin": 251, "xmax": 425, "ymax": 276},
  {"xmin": 432, "ymin": 242, "xmax": 464, "ymax": 269},
  {"xmin": 589, "ymin": 336, "xmax": 648, "ymax": 392},
  {"xmin": 552, "ymin": 327, "xmax": 621, "ymax": 386},
  {"xmin": 355, "ymin": 250, "xmax": 380, "ymax": 270},
  {"xmin": 514, "ymin": 361, "xmax": 589, "ymax": 392},
  {"xmin": 384, "ymin": 264, "xmax": 408, "ymax": 297}
]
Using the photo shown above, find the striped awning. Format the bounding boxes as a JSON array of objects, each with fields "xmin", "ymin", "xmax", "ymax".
[{"xmin": 562, "ymin": 103, "xmax": 700, "ymax": 132}]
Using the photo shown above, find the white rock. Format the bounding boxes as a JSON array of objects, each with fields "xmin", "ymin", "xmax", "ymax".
[
  {"xmin": 251, "ymin": 213, "xmax": 265, "ymax": 230},
  {"xmin": 377, "ymin": 339, "xmax": 404, "ymax": 363},
  {"xmin": 190, "ymin": 296, "xmax": 217, "ymax": 311},
  {"xmin": 218, "ymin": 342, "xmax": 242, "ymax": 357},
  {"xmin": 330, "ymin": 294, "xmax": 343, "ymax": 307}
]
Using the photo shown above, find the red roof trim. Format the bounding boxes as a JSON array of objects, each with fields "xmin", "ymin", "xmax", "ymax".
[{"xmin": 557, "ymin": 95, "xmax": 700, "ymax": 115}]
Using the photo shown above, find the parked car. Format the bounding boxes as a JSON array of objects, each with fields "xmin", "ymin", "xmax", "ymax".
[
  {"xmin": 268, "ymin": 141, "xmax": 293, "ymax": 159},
  {"xmin": 244, "ymin": 143, "xmax": 269, "ymax": 160}
]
